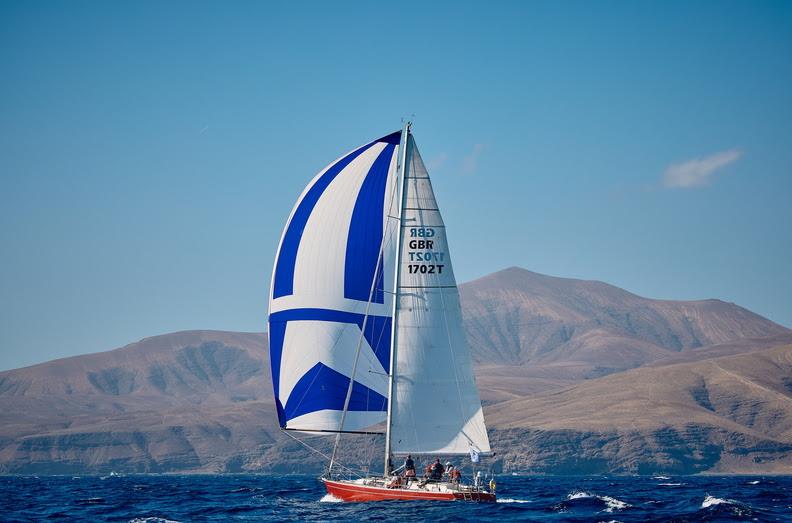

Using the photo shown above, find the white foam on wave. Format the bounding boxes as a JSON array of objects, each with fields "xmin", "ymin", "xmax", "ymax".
[
  {"xmin": 701, "ymin": 494, "xmax": 733, "ymax": 508},
  {"xmin": 601, "ymin": 495, "xmax": 630, "ymax": 513},
  {"xmin": 747, "ymin": 480, "xmax": 760, "ymax": 485},
  {"xmin": 652, "ymin": 475, "xmax": 671, "ymax": 480},
  {"xmin": 658, "ymin": 483, "xmax": 683, "ymax": 486},
  {"xmin": 566, "ymin": 491, "xmax": 630, "ymax": 513},
  {"xmin": 319, "ymin": 494, "xmax": 343, "ymax": 503},
  {"xmin": 129, "ymin": 518, "xmax": 181, "ymax": 523},
  {"xmin": 496, "ymin": 498, "xmax": 532, "ymax": 503}
]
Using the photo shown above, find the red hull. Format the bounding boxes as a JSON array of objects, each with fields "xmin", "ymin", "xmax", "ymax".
[{"xmin": 323, "ymin": 478, "xmax": 496, "ymax": 502}]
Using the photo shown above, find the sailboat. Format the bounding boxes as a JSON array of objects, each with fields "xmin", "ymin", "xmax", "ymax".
[{"xmin": 267, "ymin": 123, "xmax": 495, "ymax": 502}]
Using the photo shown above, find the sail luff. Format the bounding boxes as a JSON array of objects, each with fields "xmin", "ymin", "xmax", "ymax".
[{"xmin": 383, "ymin": 122, "xmax": 411, "ymax": 475}]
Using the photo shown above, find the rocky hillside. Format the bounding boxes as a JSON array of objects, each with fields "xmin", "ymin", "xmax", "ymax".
[
  {"xmin": 0, "ymin": 268, "xmax": 789, "ymax": 474},
  {"xmin": 486, "ymin": 344, "xmax": 792, "ymax": 474},
  {"xmin": 460, "ymin": 267, "xmax": 788, "ymax": 376}
]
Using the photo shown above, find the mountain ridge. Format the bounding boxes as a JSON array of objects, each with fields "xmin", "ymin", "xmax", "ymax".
[
  {"xmin": 459, "ymin": 267, "xmax": 788, "ymax": 375},
  {"xmin": 0, "ymin": 267, "xmax": 789, "ymax": 474}
]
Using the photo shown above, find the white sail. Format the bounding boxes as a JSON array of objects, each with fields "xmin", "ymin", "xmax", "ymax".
[
  {"xmin": 268, "ymin": 131, "xmax": 402, "ymax": 433},
  {"xmin": 388, "ymin": 135, "xmax": 491, "ymax": 455}
]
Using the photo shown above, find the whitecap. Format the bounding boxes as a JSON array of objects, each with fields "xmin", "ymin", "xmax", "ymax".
[
  {"xmin": 652, "ymin": 475, "xmax": 671, "ymax": 480},
  {"xmin": 747, "ymin": 480, "xmax": 760, "ymax": 485},
  {"xmin": 658, "ymin": 483, "xmax": 683, "ymax": 486},
  {"xmin": 319, "ymin": 494, "xmax": 342, "ymax": 503},
  {"xmin": 128, "ymin": 518, "xmax": 181, "ymax": 523},
  {"xmin": 701, "ymin": 494, "xmax": 732, "ymax": 508},
  {"xmin": 601, "ymin": 495, "xmax": 630, "ymax": 513},
  {"xmin": 496, "ymin": 498, "xmax": 532, "ymax": 503},
  {"xmin": 566, "ymin": 491, "xmax": 629, "ymax": 512}
]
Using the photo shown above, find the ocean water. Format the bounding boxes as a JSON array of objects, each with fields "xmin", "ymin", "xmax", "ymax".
[{"xmin": 1, "ymin": 474, "xmax": 790, "ymax": 522}]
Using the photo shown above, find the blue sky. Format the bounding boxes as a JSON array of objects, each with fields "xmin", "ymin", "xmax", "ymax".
[{"xmin": 1, "ymin": 1, "xmax": 791, "ymax": 370}]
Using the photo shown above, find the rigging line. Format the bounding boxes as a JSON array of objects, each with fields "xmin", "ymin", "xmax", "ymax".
[
  {"xmin": 280, "ymin": 429, "xmax": 364, "ymax": 478},
  {"xmin": 329, "ymin": 142, "xmax": 402, "ymax": 475}
]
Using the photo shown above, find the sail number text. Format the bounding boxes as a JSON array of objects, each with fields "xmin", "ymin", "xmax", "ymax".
[{"xmin": 407, "ymin": 228, "xmax": 445, "ymax": 275}]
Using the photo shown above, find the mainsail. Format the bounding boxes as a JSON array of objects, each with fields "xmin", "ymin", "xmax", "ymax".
[{"xmin": 268, "ymin": 127, "xmax": 490, "ymax": 457}]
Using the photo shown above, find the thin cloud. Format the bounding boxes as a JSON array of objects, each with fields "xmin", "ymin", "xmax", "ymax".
[
  {"xmin": 426, "ymin": 152, "xmax": 448, "ymax": 172},
  {"xmin": 460, "ymin": 143, "xmax": 486, "ymax": 176},
  {"xmin": 662, "ymin": 149, "xmax": 742, "ymax": 189}
]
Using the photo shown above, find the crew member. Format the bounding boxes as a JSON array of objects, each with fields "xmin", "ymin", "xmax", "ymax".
[
  {"xmin": 387, "ymin": 474, "xmax": 402, "ymax": 489},
  {"xmin": 430, "ymin": 458, "xmax": 445, "ymax": 481},
  {"xmin": 404, "ymin": 455, "xmax": 416, "ymax": 478},
  {"xmin": 451, "ymin": 467, "xmax": 462, "ymax": 484}
]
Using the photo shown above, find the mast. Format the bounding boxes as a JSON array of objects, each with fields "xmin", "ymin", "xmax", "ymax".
[{"xmin": 383, "ymin": 121, "xmax": 411, "ymax": 476}]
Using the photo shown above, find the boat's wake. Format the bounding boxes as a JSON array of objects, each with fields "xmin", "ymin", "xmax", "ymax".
[
  {"xmin": 319, "ymin": 494, "xmax": 343, "ymax": 503},
  {"xmin": 496, "ymin": 498, "xmax": 532, "ymax": 503}
]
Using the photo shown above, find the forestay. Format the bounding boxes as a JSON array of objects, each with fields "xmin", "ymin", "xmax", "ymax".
[
  {"xmin": 268, "ymin": 131, "xmax": 402, "ymax": 433},
  {"xmin": 389, "ymin": 135, "xmax": 491, "ymax": 455}
]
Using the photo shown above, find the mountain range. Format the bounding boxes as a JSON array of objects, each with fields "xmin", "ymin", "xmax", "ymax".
[{"xmin": 1, "ymin": 267, "xmax": 790, "ymax": 474}]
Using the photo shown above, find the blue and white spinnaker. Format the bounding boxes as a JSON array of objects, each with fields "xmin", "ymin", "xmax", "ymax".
[{"xmin": 268, "ymin": 127, "xmax": 490, "ymax": 456}]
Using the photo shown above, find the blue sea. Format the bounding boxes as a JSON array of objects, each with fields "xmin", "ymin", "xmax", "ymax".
[{"xmin": 1, "ymin": 474, "xmax": 790, "ymax": 521}]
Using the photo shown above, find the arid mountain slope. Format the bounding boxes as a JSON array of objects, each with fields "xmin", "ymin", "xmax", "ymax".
[
  {"xmin": 0, "ymin": 331, "xmax": 277, "ymax": 473},
  {"xmin": 486, "ymin": 344, "xmax": 792, "ymax": 473},
  {"xmin": 460, "ymin": 267, "xmax": 788, "ymax": 375},
  {"xmin": 0, "ymin": 268, "xmax": 789, "ymax": 474},
  {"xmin": 0, "ymin": 330, "xmax": 268, "ymax": 398}
]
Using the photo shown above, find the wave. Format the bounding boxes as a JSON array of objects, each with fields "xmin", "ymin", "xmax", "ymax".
[
  {"xmin": 747, "ymin": 480, "xmax": 760, "ymax": 485},
  {"xmin": 319, "ymin": 494, "xmax": 342, "ymax": 503},
  {"xmin": 128, "ymin": 518, "xmax": 181, "ymax": 523},
  {"xmin": 700, "ymin": 494, "xmax": 753, "ymax": 517},
  {"xmin": 229, "ymin": 487, "xmax": 265, "ymax": 493},
  {"xmin": 496, "ymin": 498, "xmax": 532, "ymax": 503},
  {"xmin": 77, "ymin": 497, "xmax": 105, "ymax": 504},
  {"xmin": 658, "ymin": 483, "xmax": 683, "ymax": 486},
  {"xmin": 701, "ymin": 494, "xmax": 732, "ymax": 509},
  {"xmin": 566, "ymin": 491, "xmax": 630, "ymax": 513}
]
